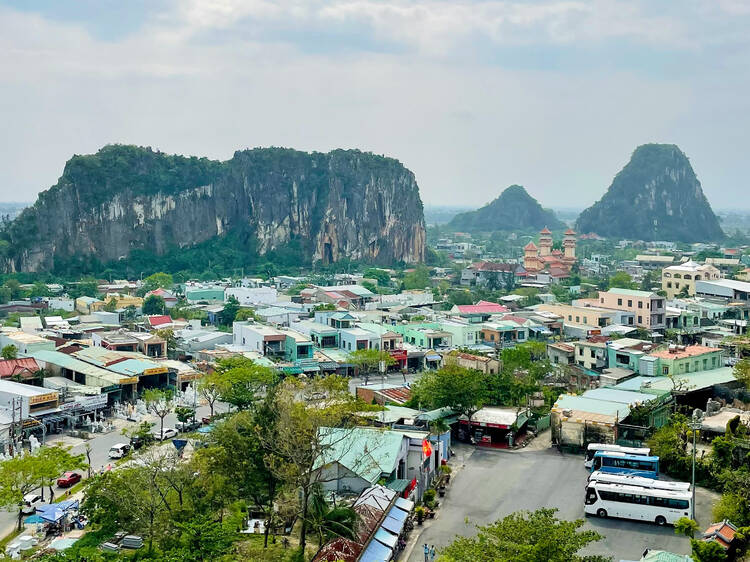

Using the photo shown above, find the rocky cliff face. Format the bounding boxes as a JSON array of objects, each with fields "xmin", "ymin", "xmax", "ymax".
[
  {"xmin": 8, "ymin": 145, "xmax": 425, "ymax": 271},
  {"xmin": 576, "ymin": 144, "xmax": 724, "ymax": 242},
  {"xmin": 448, "ymin": 185, "xmax": 564, "ymax": 232}
]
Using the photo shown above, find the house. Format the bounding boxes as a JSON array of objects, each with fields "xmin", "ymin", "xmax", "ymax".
[
  {"xmin": 635, "ymin": 254, "xmax": 675, "ymax": 270},
  {"xmin": 547, "ymin": 342, "xmax": 575, "ymax": 366},
  {"xmin": 705, "ymin": 257, "xmax": 741, "ymax": 274},
  {"xmin": 596, "ymin": 288, "xmax": 666, "ymax": 330},
  {"xmin": 327, "ymin": 312, "xmax": 357, "ymax": 330},
  {"xmin": 92, "ymin": 293, "xmax": 144, "ymax": 311},
  {"xmin": 481, "ymin": 321, "xmax": 527, "ymax": 347},
  {"xmin": 224, "ymin": 286, "xmax": 278, "ymax": 306},
  {"xmin": 460, "ymin": 261, "xmax": 527, "ymax": 288},
  {"xmin": 696, "ymin": 279, "xmax": 750, "ymax": 310},
  {"xmin": 647, "ymin": 345, "xmax": 723, "ymax": 377},
  {"xmin": 315, "ymin": 427, "xmax": 410, "ymax": 496},
  {"xmin": 438, "ymin": 319, "xmax": 484, "ymax": 348},
  {"xmin": 458, "ymin": 407, "xmax": 531, "ymax": 447},
  {"xmin": 146, "ymin": 315, "xmax": 175, "ymax": 330},
  {"xmin": 91, "ymin": 331, "xmax": 139, "ymax": 352},
  {"xmin": 185, "ymin": 287, "xmax": 226, "ymax": 304},
  {"xmin": 450, "ymin": 300, "xmax": 509, "ymax": 322},
  {"xmin": 661, "ymin": 260, "xmax": 721, "ymax": 299},
  {"xmin": 144, "ymin": 288, "xmax": 177, "ymax": 308},
  {"xmin": 701, "ymin": 520, "xmax": 739, "ymax": 556},
  {"xmin": 574, "ymin": 340, "xmax": 608, "ymax": 372},
  {"xmin": 0, "ymin": 330, "xmax": 56, "ymax": 355},
  {"xmin": 339, "ymin": 328, "xmax": 379, "ymax": 352},
  {"xmin": 291, "ymin": 320, "xmax": 340, "ymax": 349},
  {"xmin": 232, "ymin": 322, "xmax": 286, "ymax": 357},
  {"xmin": 356, "ymin": 383, "xmax": 411, "ymax": 406},
  {"xmin": 0, "ymin": 358, "xmax": 40, "ymax": 381},
  {"xmin": 282, "ymin": 329, "xmax": 314, "ymax": 362},
  {"xmin": 75, "ymin": 296, "xmax": 103, "ymax": 315},
  {"xmin": 538, "ymin": 303, "xmax": 618, "ymax": 330},
  {"xmin": 442, "ymin": 350, "xmax": 500, "ymax": 374},
  {"xmin": 175, "ymin": 329, "xmax": 233, "ymax": 353},
  {"xmin": 0, "ymin": 379, "xmax": 59, "ymax": 419}
]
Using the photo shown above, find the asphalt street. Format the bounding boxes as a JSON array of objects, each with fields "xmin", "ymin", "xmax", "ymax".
[
  {"xmin": 408, "ymin": 444, "xmax": 718, "ymax": 561},
  {"xmin": 0, "ymin": 402, "xmax": 230, "ymax": 538}
]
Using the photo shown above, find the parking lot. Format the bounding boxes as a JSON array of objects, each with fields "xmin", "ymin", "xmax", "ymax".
[{"xmin": 409, "ymin": 443, "xmax": 718, "ymax": 561}]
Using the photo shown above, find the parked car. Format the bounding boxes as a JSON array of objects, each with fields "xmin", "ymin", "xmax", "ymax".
[
  {"xmin": 176, "ymin": 420, "xmax": 201, "ymax": 432},
  {"xmin": 130, "ymin": 435, "xmax": 146, "ymax": 450},
  {"xmin": 57, "ymin": 471, "xmax": 82, "ymax": 488},
  {"xmin": 21, "ymin": 493, "xmax": 42, "ymax": 514},
  {"xmin": 108, "ymin": 443, "xmax": 131, "ymax": 459},
  {"xmin": 153, "ymin": 428, "xmax": 178, "ymax": 441}
]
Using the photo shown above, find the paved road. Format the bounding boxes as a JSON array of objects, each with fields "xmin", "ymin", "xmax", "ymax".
[
  {"xmin": 0, "ymin": 402, "xmax": 230, "ymax": 538},
  {"xmin": 408, "ymin": 445, "xmax": 718, "ymax": 561},
  {"xmin": 347, "ymin": 372, "xmax": 421, "ymax": 394}
]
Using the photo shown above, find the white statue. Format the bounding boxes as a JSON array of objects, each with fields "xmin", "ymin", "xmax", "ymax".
[{"xmin": 29, "ymin": 435, "xmax": 41, "ymax": 453}]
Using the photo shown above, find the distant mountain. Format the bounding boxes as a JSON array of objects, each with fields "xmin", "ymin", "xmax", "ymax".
[
  {"xmin": 576, "ymin": 144, "xmax": 724, "ymax": 242},
  {"xmin": 424, "ymin": 205, "xmax": 474, "ymax": 225},
  {"xmin": 447, "ymin": 185, "xmax": 564, "ymax": 232}
]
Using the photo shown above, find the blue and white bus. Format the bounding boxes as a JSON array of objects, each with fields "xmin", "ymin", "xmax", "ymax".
[
  {"xmin": 584, "ymin": 443, "xmax": 650, "ymax": 469},
  {"xmin": 591, "ymin": 451, "xmax": 659, "ymax": 479},
  {"xmin": 585, "ymin": 479, "xmax": 690, "ymax": 525}
]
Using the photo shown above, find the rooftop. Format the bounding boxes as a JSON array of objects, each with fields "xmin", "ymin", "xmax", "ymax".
[
  {"xmin": 606, "ymin": 288, "xmax": 657, "ymax": 298},
  {"xmin": 649, "ymin": 345, "xmax": 721, "ymax": 360}
]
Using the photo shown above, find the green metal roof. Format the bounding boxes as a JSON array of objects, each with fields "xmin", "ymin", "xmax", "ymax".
[
  {"xmin": 317, "ymin": 427, "xmax": 406, "ymax": 484},
  {"xmin": 553, "ymin": 395, "xmax": 630, "ymax": 419},
  {"xmin": 614, "ymin": 368, "xmax": 736, "ymax": 393},
  {"xmin": 641, "ymin": 550, "xmax": 693, "ymax": 562},
  {"xmin": 30, "ymin": 350, "xmax": 125, "ymax": 386},
  {"xmin": 416, "ymin": 407, "xmax": 456, "ymax": 422}
]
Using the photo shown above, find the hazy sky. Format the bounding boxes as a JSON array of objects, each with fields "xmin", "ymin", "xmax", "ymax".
[{"xmin": 2, "ymin": 0, "xmax": 749, "ymax": 209}]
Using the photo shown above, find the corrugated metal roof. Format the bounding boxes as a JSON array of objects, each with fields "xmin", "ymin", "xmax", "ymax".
[
  {"xmin": 553, "ymin": 394, "xmax": 630, "ymax": 419},
  {"xmin": 30, "ymin": 350, "xmax": 125, "ymax": 386},
  {"xmin": 583, "ymin": 388, "xmax": 657, "ymax": 406}
]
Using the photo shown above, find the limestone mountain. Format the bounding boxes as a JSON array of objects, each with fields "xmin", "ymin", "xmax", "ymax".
[
  {"xmin": 447, "ymin": 185, "xmax": 564, "ymax": 232},
  {"xmin": 6, "ymin": 145, "xmax": 426, "ymax": 272},
  {"xmin": 576, "ymin": 144, "xmax": 724, "ymax": 242}
]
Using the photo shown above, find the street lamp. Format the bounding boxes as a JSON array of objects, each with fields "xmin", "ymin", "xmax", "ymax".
[{"xmin": 688, "ymin": 408, "xmax": 704, "ymax": 521}]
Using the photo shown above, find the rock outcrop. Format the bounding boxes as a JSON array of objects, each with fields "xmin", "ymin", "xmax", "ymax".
[
  {"xmin": 447, "ymin": 185, "xmax": 564, "ymax": 232},
  {"xmin": 576, "ymin": 144, "xmax": 724, "ymax": 242},
  {"xmin": 7, "ymin": 145, "xmax": 425, "ymax": 271}
]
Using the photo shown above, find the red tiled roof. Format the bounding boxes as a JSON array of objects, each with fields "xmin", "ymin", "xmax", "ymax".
[
  {"xmin": 147, "ymin": 315, "xmax": 172, "ymax": 327},
  {"xmin": 451, "ymin": 351, "xmax": 491, "ymax": 363},
  {"xmin": 564, "ymin": 228, "xmax": 576, "ymax": 235},
  {"xmin": 540, "ymin": 227, "xmax": 552, "ymax": 235},
  {"xmin": 703, "ymin": 520, "xmax": 737, "ymax": 550},
  {"xmin": 377, "ymin": 386, "xmax": 411, "ymax": 404},
  {"xmin": 0, "ymin": 358, "xmax": 39, "ymax": 378},
  {"xmin": 524, "ymin": 241, "xmax": 538, "ymax": 251},
  {"xmin": 500, "ymin": 315, "xmax": 528, "ymax": 325}
]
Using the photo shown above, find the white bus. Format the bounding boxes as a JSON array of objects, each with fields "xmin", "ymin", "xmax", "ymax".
[
  {"xmin": 584, "ymin": 480, "xmax": 691, "ymax": 526},
  {"xmin": 588, "ymin": 471, "xmax": 690, "ymax": 492},
  {"xmin": 584, "ymin": 443, "xmax": 650, "ymax": 468}
]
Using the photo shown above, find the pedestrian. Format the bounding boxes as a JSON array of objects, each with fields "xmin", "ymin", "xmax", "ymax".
[
  {"xmin": 423, "ymin": 543, "xmax": 429, "ymax": 562},
  {"xmin": 430, "ymin": 545, "xmax": 436, "ymax": 561}
]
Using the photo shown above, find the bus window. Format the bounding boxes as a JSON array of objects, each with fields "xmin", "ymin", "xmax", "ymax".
[{"xmin": 585, "ymin": 488, "xmax": 598, "ymax": 505}]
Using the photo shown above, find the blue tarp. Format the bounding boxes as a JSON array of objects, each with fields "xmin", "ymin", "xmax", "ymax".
[
  {"xmin": 359, "ymin": 538, "xmax": 392, "ymax": 562},
  {"xmin": 380, "ymin": 515, "xmax": 404, "ymax": 535},
  {"xmin": 394, "ymin": 497, "xmax": 414, "ymax": 511},
  {"xmin": 385, "ymin": 505, "xmax": 408, "ymax": 522},
  {"xmin": 36, "ymin": 500, "xmax": 79, "ymax": 523}
]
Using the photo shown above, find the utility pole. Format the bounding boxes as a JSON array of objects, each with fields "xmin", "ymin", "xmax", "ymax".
[{"xmin": 689, "ymin": 408, "xmax": 704, "ymax": 521}]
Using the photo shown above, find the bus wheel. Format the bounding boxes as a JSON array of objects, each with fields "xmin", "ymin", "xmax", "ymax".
[
  {"xmin": 597, "ymin": 509, "xmax": 607, "ymax": 518},
  {"xmin": 655, "ymin": 516, "xmax": 667, "ymax": 526}
]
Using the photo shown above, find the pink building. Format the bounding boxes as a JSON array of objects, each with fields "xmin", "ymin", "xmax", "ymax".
[{"xmin": 597, "ymin": 288, "xmax": 665, "ymax": 330}]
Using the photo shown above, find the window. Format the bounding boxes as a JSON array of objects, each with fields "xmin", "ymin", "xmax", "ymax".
[
  {"xmin": 600, "ymin": 298, "xmax": 604, "ymax": 304},
  {"xmin": 663, "ymin": 366, "xmax": 669, "ymax": 375},
  {"xmin": 675, "ymin": 283, "xmax": 680, "ymax": 289},
  {"xmin": 667, "ymin": 282, "xmax": 672, "ymax": 288},
  {"xmin": 674, "ymin": 273, "xmax": 682, "ymax": 279},
  {"xmin": 712, "ymin": 357, "xmax": 717, "ymax": 367},
  {"xmin": 684, "ymin": 274, "xmax": 692, "ymax": 280},
  {"xmin": 617, "ymin": 298, "xmax": 623, "ymax": 306},
  {"xmin": 578, "ymin": 347, "xmax": 583, "ymax": 355},
  {"xmin": 703, "ymin": 358, "xmax": 708, "ymax": 370},
  {"xmin": 576, "ymin": 316, "xmax": 580, "ymax": 323},
  {"xmin": 590, "ymin": 349, "xmax": 595, "ymax": 358},
  {"xmin": 638, "ymin": 301, "xmax": 643, "ymax": 308},
  {"xmin": 638, "ymin": 316, "xmax": 642, "ymax": 324},
  {"xmin": 568, "ymin": 315, "xmax": 572, "ymax": 321},
  {"xmin": 628, "ymin": 300, "xmax": 633, "ymax": 307},
  {"xmin": 583, "ymin": 317, "xmax": 588, "ymax": 324}
]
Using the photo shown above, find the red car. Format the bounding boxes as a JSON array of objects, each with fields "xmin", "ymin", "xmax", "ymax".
[{"xmin": 57, "ymin": 471, "xmax": 82, "ymax": 488}]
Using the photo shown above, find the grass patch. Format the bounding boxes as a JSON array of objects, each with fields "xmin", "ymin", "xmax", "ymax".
[{"xmin": 0, "ymin": 527, "xmax": 22, "ymax": 550}]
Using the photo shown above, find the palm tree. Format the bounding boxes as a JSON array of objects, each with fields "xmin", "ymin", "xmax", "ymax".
[
  {"xmin": 429, "ymin": 419, "xmax": 450, "ymax": 436},
  {"xmin": 306, "ymin": 484, "xmax": 358, "ymax": 547}
]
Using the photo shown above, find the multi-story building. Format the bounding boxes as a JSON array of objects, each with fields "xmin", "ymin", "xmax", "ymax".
[
  {"xmin": 661, "ymin": 260, "xmax": 721, "ymax": 299},
  {"xmin": 573, "ymin": 340, "xmax": 607, "ymax": 371},
  {"xmin": 233, "ymin": 322, "xmax": 286, "ymax": 357},
  {"xmin": 597, "ymin": 288, "xmax": 666, "ymax": 330},
  {"xmin": 648, "ymin": 345, "xmax": 723, "ymax": 377}
]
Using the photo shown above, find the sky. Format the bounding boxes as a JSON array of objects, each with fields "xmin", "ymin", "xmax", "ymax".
[{"xmin": 2, "ymin": 0, "xmax": 749, "ymax": 210}]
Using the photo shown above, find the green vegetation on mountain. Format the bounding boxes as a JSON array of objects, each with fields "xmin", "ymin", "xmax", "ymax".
[
  {"xmin": 447, "ymin": 185, "xmax": 564, "ymax": 232},
  {"xmin": 576, "ymin": 144, "xmax": 724, "ymax": 242}
]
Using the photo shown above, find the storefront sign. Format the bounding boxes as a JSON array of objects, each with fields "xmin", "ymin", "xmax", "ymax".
[
  {"xmin": 119, "ymin": 377, "xmax": 138, "ymax": 385},
  {"xmin": 29, "ymin": 393, "xmax": 58, "ymax": 405},
  {"xmin": 143, "ymin": 367, "xmax": 168, "ymax": 375},
  {"xmin": 60, "ymin": 394, "xmax": 107, "ymax": 412}
]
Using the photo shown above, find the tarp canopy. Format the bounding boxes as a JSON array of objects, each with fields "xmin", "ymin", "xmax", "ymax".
[
  {"xmin": 36, "ymin": 499, "xmax": 79, "ymax": 523},
  {"xmin": 359, "ymin": 538, "xmax": 392, "ymax": 562}
]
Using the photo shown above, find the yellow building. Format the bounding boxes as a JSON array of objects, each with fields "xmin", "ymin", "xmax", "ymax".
[
  {"xmin": 538, "ymin": 303, "xmax": 615, "ymax": 329},
  {"xmin": 89, "ymin": 293, "xmax": 144, "ymax": 312},
  {"xmin": 661, "ymin": 260, "xmax": 721, "ymax": 299}
]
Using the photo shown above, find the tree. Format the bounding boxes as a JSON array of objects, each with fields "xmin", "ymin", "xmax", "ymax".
[
  {"xmin": 733, "ymin": 359, "xmax": 750, "ymax": 391},
  {"xmin": 1, "ymin": 344, "xmax": 17, "ymax": 359},
  {"xmin": 36, "ymin": 445, "xmax": 87, "ymax": 502},
  {"xmin": 438, "ymin": 508, "xmax": 608, "ymax": 562},
  {"xmin": 220, "ymin": 296, "xmax": 240, "ymax": 325},
  {"xmin": 172, "ymin": 515, "xmax": 234, "ymax": 562},
  {"xmin": 306, "ymin": 484, "xmax": 357, "ymax": 547},
  {"xmin": 361, "ymin": 280, "xmax": 377, "ymax": 294},
  {"xmin": 674, "ymin": 516, "xmax": 699, "ymax": 538},
  {"xmin": 690, "ymin": 539, "xmax": 728, "ymax": 562},
  {"xmin": 0, "ymin": 454, "xmax": 43, "ymax": 530},
  {"xmin": 29, "ymin": 282, "xmax": 51, "ymax": 298},
  {"xmin": 608, "ymin": 271, "xmax": 636, "ymax": 290},
  {"xmin": 143, "ymin": 272, "xmax": 174, "ymax": 293},
  {"xmin": 347, "ymin": 348, "xmax": 396, "ymax": 383},
  {"xmin": 143, "ymin": 294, "xmax": 166, "ymax": 315},
  {"xmin": 143, "ymin": 388, "xmax": 175, "ymax": 439},
  {"xmin": 175, "ymin": 406, "xmax": 196, "ymax": 424},
  {"xmin": 260, "ymin": 376, "xmax": 362, "ymax": 550},
  {"xmin": 154, "ymin": 328, "xmax": 178, "ymax": 356},
  {"xmin": 410, "ymin": 365, "xmax": 487, "ymax": 425},
  {"xmin": 402, "ymin": 266, "xmax": 431, "ymax": 290},
  {"xmin": 213, "ymin": 357, "xmax": 278, "ymax": 411},
  {"xmin": 485, "ymin": 271, "xmax": 501, "ymax": 292},
  {"xmin": 198, "ymin": 373, "xmax": 222, "ymax": 418},
  {"xmin": 234, "ymin": 308, "xmax": 258, "ymax": 322},
  {"xmin": 103, "ymin": 296, "xmax": 118, "ymax": 312},
  {"xmin": 363, "ymin": 268, "xmax": 391, "ymax": 286}
]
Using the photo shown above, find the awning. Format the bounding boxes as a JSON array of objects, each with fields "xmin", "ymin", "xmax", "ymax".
[
  {"xmin": 394, "ymin": 497, "xmax": 414, "ymax": 511},
  {"xmin": 374, "ymin": 528, "xmax": 398, "ymax": 549},
  {"xmin": 36, "ymin": 500, "xmax": 79, "ymax": 523},
  {"xmin": 318, "ymin": 361, "xmax": 340, "ymax": 370},
  {"xmin": 425, "ymin": 354, "xmax": 441, "ymax": 361},
  {"xmin": 385, "ymin": 505, "xmax": 408, "ymax": 523},
  {"xmin": 385, "ymin": 479, "xmax": 410, "ymax": 493},
  {"xmin": 380, "ymin": 515, "xmax": 404, "ymax": 535},
  {"xmin": 359, "ymin": 538, "xmax": 392, "ymax": 562}
]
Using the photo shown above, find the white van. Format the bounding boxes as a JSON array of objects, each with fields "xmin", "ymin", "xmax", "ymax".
[
  {"xmin": 108, "ymin": 443, "xmax": 131, "ymax": 459},
  {"xmin": 21, "ymin": 493, "xmax": 42, "ymax": 514}
]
